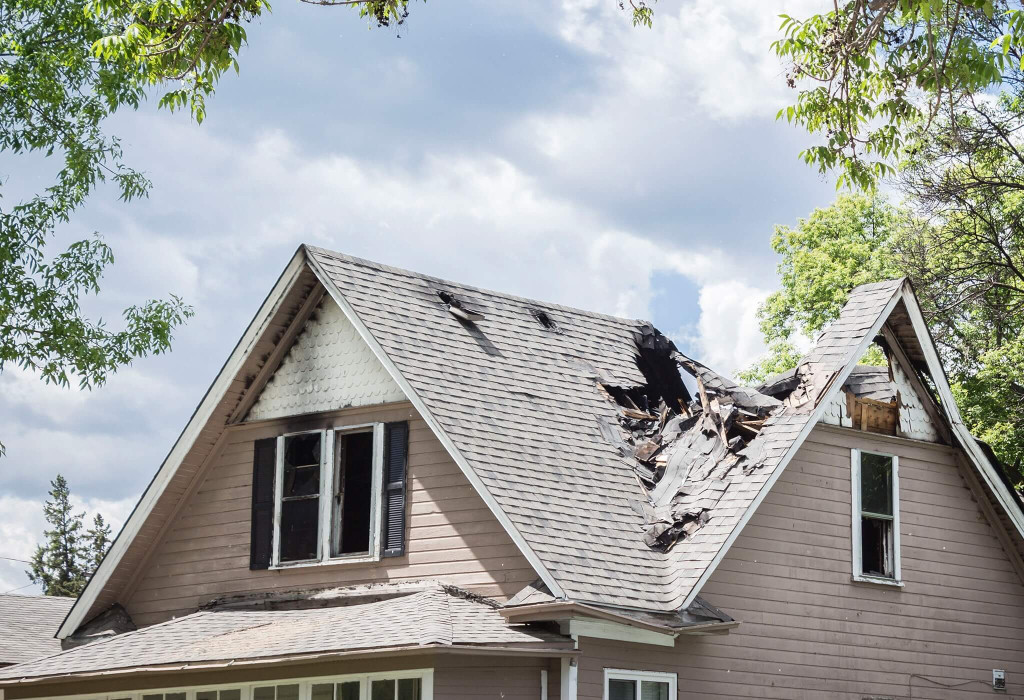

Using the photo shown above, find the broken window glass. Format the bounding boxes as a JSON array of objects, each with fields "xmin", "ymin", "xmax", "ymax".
[
  {"xmin": 332, "ymin": 430, "xmax": 374, "ymax": 556},
  {"xmin": 279, "ymin": 433, "xmax": 321, "ymax": 562},
  {"xmin": 857, "ymin": 452, "xmax": 897, "ymax": 579}
]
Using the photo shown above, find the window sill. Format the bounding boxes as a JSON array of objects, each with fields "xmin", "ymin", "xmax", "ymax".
[
  {"xmin": 852, "ymin": 574, "xmax": 904, "ymax": 588},
  {"xmin": 270, "ymin": 555, "xmax": 379, "ymax": 571}
]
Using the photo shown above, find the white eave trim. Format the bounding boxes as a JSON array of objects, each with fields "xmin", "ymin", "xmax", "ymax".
[
  {"xmin": 681, "ymin": 282, "xmax": 906, "ymax": 609},
  {"xmin": 899, "ymin": 290, "xmax": 1024, "ymax": 539},
  {"xmin": 57, "ymin": 250, "xmax": 310, "ymax": 639},
  {"xmin": 303, "ymin": 248, "xmax": 567, "ymax": 599}
]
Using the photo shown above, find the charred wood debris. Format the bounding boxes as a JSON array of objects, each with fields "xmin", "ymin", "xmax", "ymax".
[{"xmin": 597, "ymin": 325, "xmax": 785, "ymax": 553}]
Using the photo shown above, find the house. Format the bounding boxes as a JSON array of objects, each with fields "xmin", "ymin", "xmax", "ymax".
[
  {"xmin": 0, "ymin": 246, "xmax": 1022, "ymax": 699},
  {"xmin": 0, "ymin": 595, "xmax": 75, "ymax": 668}
]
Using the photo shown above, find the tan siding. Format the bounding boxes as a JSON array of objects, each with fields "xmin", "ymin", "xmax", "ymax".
[
  {"xmin": 575, "ymin": 425, "xmax": 1024, "ymax": 699},
  {"xmin": 434, "ymin": 655, "xmax": 553, "ymax": 699},
  {"xmin": 123, "ymin": 403, "xmax": 537, "ymax": 627}
]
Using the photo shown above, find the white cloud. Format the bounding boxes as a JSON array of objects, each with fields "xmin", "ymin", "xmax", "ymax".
[{"xmin": 693, "ymin": 279, "xmax": 771, "ymax": 374}]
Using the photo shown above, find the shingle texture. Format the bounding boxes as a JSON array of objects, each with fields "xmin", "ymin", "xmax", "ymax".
[
  {"xmin": 0, "ymin": 586, "xmax": 568, "ymax": 682},
  {"xmin": 0, "ymin": 594, "xmax": 75, "ymax": 666},
  {"xmin": 305, "ymin": 248, "xmax": 906, "ymax": 612},
  {"xmin": 247, "ymin": 296, "xmax": 406, "ymax": 421}
]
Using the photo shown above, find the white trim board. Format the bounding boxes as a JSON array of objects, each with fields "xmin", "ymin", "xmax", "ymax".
[
  {"xmin": 303, "ymin": 248, "xmax": 567, "ymax": 599},
  {"xmin": 57, "ymin": 249, "xmax": 311, "ymax": 639}
]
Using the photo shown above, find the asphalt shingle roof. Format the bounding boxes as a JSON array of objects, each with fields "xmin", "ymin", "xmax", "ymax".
[
  {"xmin": 0, "ymin": 594, "xmax": 75, "ymax": 666},
  {"xmin": 0, "ymin": 585, "xmax": 568, "ymax": 683}
]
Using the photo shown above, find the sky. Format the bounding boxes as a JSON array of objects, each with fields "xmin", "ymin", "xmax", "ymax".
[{"xmin": 0, "ymin": 0, "xmax": 837, "ymax": 594}]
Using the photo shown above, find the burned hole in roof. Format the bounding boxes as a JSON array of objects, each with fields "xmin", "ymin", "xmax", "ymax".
[
  {"xmin": 530, "ymin": 308, "xmax": 561, "ymax": 333},
  {"xmin": 596, "ymin": 324, "xmax": 784, "ymax": 553},
  {"xmin": 436, "ymin": 289, "xmax": 484, "ymax": 323}
]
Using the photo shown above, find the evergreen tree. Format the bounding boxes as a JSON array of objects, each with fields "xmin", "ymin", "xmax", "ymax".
[
  {"xmin": 84, "ymin": 513, "xmax": 112, "ymax": 575},
  {"xmin": 27, "ymin": 475, "xmax": 87, "ymax": 597}
]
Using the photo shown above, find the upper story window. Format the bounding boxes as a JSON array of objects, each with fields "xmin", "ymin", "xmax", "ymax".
[
  {"xmin": 604, "ymin": 669, "xmax": 676, "ymax": 700},
  {"xmin": 851, "ymin": 449, "xmax": 902, "ymax": 585},
  {"xmin": 275, "ymin": 426, "xmax": 382, "ymax": 565},
  {"xmin": 249, "ymin": 421, "xmax": 409, "ymax": 570}
]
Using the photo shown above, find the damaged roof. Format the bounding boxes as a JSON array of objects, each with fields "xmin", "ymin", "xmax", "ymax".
[
  {"xmin": 0, "ymin": 595, "xmax": 75, "ymax": 666},
  {"xmin": 305, "ymin": 252, "xmax": 925, "ymax": 612},
  {"xmin": 0, "ymin": 584, "xmax": 570, "ymax": 685}
]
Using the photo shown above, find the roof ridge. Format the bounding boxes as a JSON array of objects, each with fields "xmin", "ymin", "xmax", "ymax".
[{"xmin": 304, "ymin": 245, "xmax": 650, "ymax": 328}]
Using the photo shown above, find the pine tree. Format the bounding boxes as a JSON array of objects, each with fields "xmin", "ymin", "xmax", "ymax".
[
  {"xmin": 84, "ymin": 513, "xmax": 112, "ymax": 575},
  {"xmin": 27, "ymin": 475, "xmax": 87, "ymax": 597}
]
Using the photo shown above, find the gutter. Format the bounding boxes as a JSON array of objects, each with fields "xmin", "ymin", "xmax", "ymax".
[{"xmin": 0, "ymin": 644, "xmax": 578, "ymax": 689}]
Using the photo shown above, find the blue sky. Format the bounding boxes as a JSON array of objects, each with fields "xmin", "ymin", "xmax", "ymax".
[{"xmin": 0, "ymin": 0, "xmax": 836, "ymax": 593}]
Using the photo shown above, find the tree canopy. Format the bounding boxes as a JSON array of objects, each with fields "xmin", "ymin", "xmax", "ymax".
[{"xmin": 27, "ymin": 475, "xmax": 111, "ymax": 597}]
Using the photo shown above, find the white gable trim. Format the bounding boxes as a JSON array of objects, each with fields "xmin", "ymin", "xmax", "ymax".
[
  {"xmin": 303, "ymin": 249, "xmax": 567, "ymax": 600},
  {"xmin": 898, "ymin": 290, "xmax": 1024, "ymax": 539},
  {"xmin": 57, "ymin": 250, "xmax": 310, "ymax": 639},
  {"xmin": 681, "ymin": 283, "xmax": 905, "ymax": 608}
]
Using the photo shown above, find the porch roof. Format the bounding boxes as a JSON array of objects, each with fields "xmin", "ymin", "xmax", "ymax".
[{"xmin": 0, "ymin": 585, "xmax": 571, "ymax": 686}]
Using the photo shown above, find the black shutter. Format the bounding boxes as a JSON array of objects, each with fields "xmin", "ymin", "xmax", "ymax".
[
  {"xmin": 381, "ymin": 421, "xmax": 409, "ymax": 557},
  {"xmin": 250, "ymin": 437, "xmax": 276, "ymax": 570}
]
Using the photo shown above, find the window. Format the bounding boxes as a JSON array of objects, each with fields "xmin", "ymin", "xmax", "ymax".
[
  {"xmin": 604, "ymin": 669, "xmax": 676, "ymax": 700},
  {"xmin": 852, "ymin": 449, "xmax": 901, "ymax": 584},
  {"xmin": 273, "ymin": 425, "xmax": 384, "ymax": 566}
]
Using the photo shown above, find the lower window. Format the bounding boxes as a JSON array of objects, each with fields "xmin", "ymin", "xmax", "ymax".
[{"xmin": 605, "ymin": 669, "xmax": 676, "ymax": 700}]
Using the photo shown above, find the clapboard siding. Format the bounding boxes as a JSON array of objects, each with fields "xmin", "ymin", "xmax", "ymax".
[
  {"xmin": 575, "ymin": 424, "xmax": 1024, "ymax": 699},
  {"xmin": 434, "ymin": 656, "xmax": 555, "ymax": 699},
  {"xmin": 123, "ymin": 403, "xmax": 537, "ymax": 627}
]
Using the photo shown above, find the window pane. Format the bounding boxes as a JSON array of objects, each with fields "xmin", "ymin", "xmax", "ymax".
[
  {"xmin": 339, "ymin": 681, "xmax": 361, "ymax": 700},
  {"xmin": 285, "ymin": 432, "xmax": 321, "ymax": 467},
  {"xmin": 861, "ymin": 516, "xmax": 893, "ymax": 577},
  {"xmin": 142, "ymin": 695, "xmax": 162, "ymax": 700},
  {"xmin": 609, "ymin": 679, "xmax": 637, "ymax": 700},
  {"xmin": 253, "ymin": 689, "xmax": 276, "ymax": 700},
  {"xmin": 196, "ymin": 692, "xmax": 217, "ymax": 700},
  {"xmin": 312, "ymin": 684, "xmax": 335, "ymax": 700},
  {"xmin": 640, "ymin": 680, "xmax": 670, "ymax": 700},
  {"xmin": 371, "ymin": 679, "xmax": 396, "ymax": 700},
  {"xmin": 277, "ymin": 684, "xmax": 300, "ymax": 700},
  {"xmin": 280, "ymin": 497, "xmax": 320, "ymax": 561},
  {"xmin": 398, "ymin": 678, "xmax": 421, "ymax": 700},
  {"xmin": 166, "ymin": 694, "xmax": 186, "ymax": 700},
  {"xmin": 860, "ymin": 453, "xmax": 893, "ymax": 515},
  {"xmin": 220, "ymin": 691, "xmax": 242, "ymax": 700},
  {"xmin": 333, "ymin": 431, "xmax": 374, "ymax": 556},
  {"xmin": 284, "ymin": 433, "xmax": 321, "ymax": 498}
]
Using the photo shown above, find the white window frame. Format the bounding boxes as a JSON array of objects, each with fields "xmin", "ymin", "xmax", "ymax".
[
  {"xmin": 271, "ymin": 422, "xmax": 384, "ymax": 568},
  {"xmin": 603, "ymin": 668, "xmax": 677, "ymax": 700},
  {"xmin": 43, "ymin": 668, "xmax": 434, "ymax": 700},
  {"xmin": 851, "ymin": 448, "xmax": 903, "ymax": 586}
]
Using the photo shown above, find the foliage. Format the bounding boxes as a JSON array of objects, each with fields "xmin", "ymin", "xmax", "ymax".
[
  {"xmin": 26, "ymin": 475, "xmax": 112, "ymax": 596},
  {"xmin": 27, "ymin": 476, "xmax": 86, "ymax": 597},
  {"xmin": 773, "ymin": 0, "xmax": 1024, "ymax": 190},
  {"xmin": 85, "ymin": 513, "xmax": 112, "ymax": 571},
  {"xmin": 744, "ymin": 194, "xmax": 1024, "ymax": 486}
]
